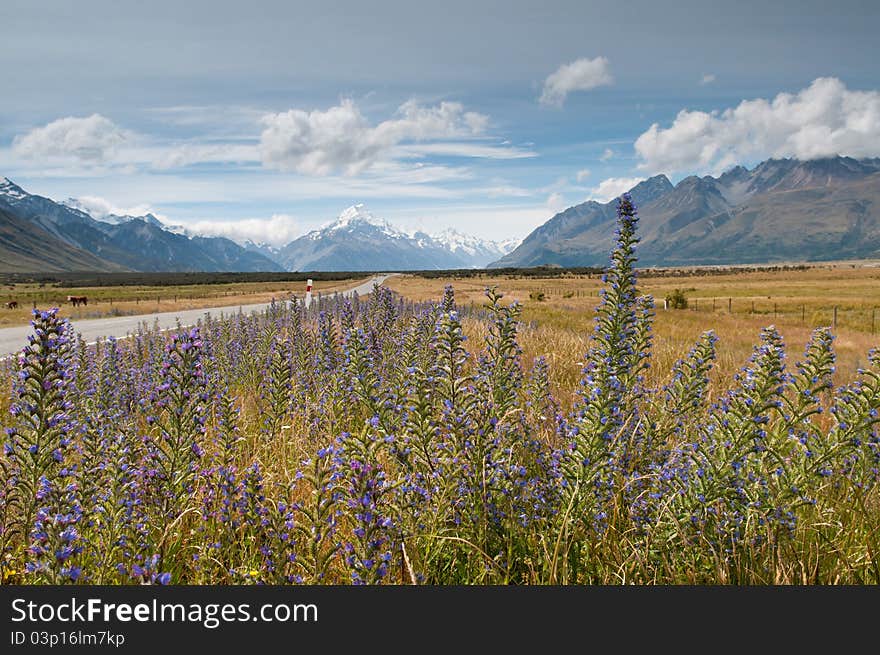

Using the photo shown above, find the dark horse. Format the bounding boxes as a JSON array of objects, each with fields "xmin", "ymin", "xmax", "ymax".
[
  {"xmin": 67, "ymin": 295, "xmax": 88, "ymax": 307},
  {"xmin": 5, "ymin": 301, "xmax": 17, "ymax": 309}
]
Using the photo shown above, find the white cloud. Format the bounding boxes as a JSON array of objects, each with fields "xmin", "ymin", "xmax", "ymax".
[
  {"xmin": 700, "ymin": 73, "xmax": 716, "ymax": 85},
  {"xmin": 12, "ymin": 114, "xmax": 130, "ymax": 162},
  {"xmin": 576, "ymin": 168, "xmax": 591, "ymax": 182},
  {"xmin": 183, "ymin": 214, "xmax": 300, "ymax": 247},
  {"xmin": 539, "ymin": 57, "xmax": 613, "ymax": 107},
  {"xmin": 599, "ymin": 148, "xmax": 614, "ymax": 162},
  {"xmin": 259, "ymin": 99, "xmax": 491, "ymax": 175},
  {"xmin": 63, "ymin": 195, "xmax": 160, "ymax": 220},
  {"xmin": 589, "ymin": 177, "xmax": 645, "ymax": 202},
  {"xmin": 546, "ymin": 192, "xmax": 567, "ymax": 212},
  {"xmin": 634, "ymin": 77, "xmax": 880, "ymax": 174}
]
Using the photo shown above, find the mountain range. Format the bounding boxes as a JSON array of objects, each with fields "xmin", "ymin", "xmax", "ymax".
[
  {"xmin": 4, "ymin": 156, "xmax": 880, "ymax": 273},
  {"xmin": 275, "ymin": 204, "xmax": 516, "ymax": 271},
  {"xmin": 0, "ymin": 179, "xmax": 516, "ymax": 273},
  {"xmin": 0, "ymin": 178, "xmax": 283, "ymax": 273},
  {"xmin": 491, "ymin": 156, "xmax": 880, "ymax": 268}
]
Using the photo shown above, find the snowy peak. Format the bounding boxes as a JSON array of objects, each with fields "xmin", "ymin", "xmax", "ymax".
[
  {"xmin": 280, "ymin": 204, "xmax": 519, "ymax": 270},
  {"xmin": 323, "ymin": 204, "xmax": 394, "ymax": 232},
  {"xmin": 0, "ymin": 177, "xmax": 28, "ymax": 200},
  {"xmin": 430, "ymin": 227, "xmax": 517, "ymax": 259}
]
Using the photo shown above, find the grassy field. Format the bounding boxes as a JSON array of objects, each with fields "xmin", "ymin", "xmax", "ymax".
[
  {"xmin": 0, "ymin": 278, "xmax": 366, "ymax": 327},
  {"xmin": 387, "ymin": 264, "xmax": 880, "ymax": 405}
]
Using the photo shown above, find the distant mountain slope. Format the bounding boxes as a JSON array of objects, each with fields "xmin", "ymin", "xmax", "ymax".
[
  {"xmin": 0, "ymin": 178, "xmax": 283, "ymax": 272},
  {"xmin": 0, "ymin": 206, "xmax": 125, "ymax": 272},
  {"xmin": 491, "ymin": 157, "xmax": 880, "ymax": 268},
  {"xmin": 489, "ymin": 175, "xmax": 674, "ymax": 268},
  {"xmin": 277, "ymin": 204, "xmax": 512, "ymax": 271}
]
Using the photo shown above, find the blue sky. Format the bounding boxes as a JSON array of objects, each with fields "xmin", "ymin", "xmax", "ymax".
[{"xmin": 2, "ymin": 0, "xmax": 879, "ymax": 244}]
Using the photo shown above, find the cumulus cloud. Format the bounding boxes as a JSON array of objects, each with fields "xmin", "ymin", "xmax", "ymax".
[
  {"xmin": 539, "ymin": 57, "xmax": 613, "ymax": 107},
  {"xmin": 599, "ymin": 148, "xmax": 614, "ymax": 162},
  {"xmin": 634, "ymin": 77, "xmax": 880, "ymax": 174},
  {"xmin": 12, "ymin": 114, "xmax": 130, "ymax": 162},
  {"xmin": 259, "ymin": 99, "xmax": 490, "ymax": 175},
  {"xmin": 589, "ymin": 177, "xmax": 645, "ymax": 202},
  {"xmin": 576, "ymin": 168, "xmax": 591, "ymax": 182},
  {"xmin": 183, "ymin": 214, "xmax": 300, "ymax": 247},
  {"xmin": 700, "ymin": 73, "xmax": 716, "ymax": 85}
]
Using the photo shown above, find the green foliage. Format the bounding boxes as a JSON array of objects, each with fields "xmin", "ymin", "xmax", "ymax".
[{"xmin": 666, "ymin": 288, "xmax": 688, "ymax": 309}]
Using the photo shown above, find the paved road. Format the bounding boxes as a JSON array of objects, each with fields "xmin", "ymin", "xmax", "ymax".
[{"xmin": 0, "ymin": 274, "xmax": 392, "ymax": 357}]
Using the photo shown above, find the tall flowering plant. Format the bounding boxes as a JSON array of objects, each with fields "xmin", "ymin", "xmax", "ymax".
[{"xmin": 3, "ymin": 309, "xmax": 82, "ymax": 582}]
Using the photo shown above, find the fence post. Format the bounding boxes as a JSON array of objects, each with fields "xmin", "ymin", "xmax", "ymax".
[
  {"xmin": 751, "ymin": 300, "xmax": 755, "ymax": 314},
  {"xmin": 802, "ymin": 305, "xmax": 805, "ymax": 323},
  {"xmin": 774, "ymin": 303, "xmax": 777, "ymax": 318},
  {"xmin": 728, "ymin": 298, "xmax": 732, "ymax": 313},
  {"xmin": 873, "ymin": 308, "xmax": 876, "ymax": 334}
]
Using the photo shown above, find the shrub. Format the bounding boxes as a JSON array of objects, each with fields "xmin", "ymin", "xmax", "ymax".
[{"xmin": 666, "ymin": 288, "xmax": 688, "ymax": 309}]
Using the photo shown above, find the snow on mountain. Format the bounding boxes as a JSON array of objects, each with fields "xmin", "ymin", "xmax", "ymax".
[
  {"xmin": 278, "ymin": 204, "xmax": 517, "ymax": 271},
  {"xmin": 310, "ymin": 203, "xmax": 404, "ymax": 241},
  {"xmin": 63, "ymin": 197, "xmax": 168, "ymax": 230},
  {"xmin": 0, "ymin": 178, "xmax": 283, "ymax": 272},
  {"xmin": 0, "ymin": 177, "xmax": 29, "ymax": 200},
  {"xmin": 4, "ymin": 181, "xmax": 520, "ymax": 272},
  {"xmin": 429, "ymin": 227, "xmax": 517, "ymax": 264},
  {"xmin": 498, "ymin": 237, "xmax": 522, "ymax": 254}
]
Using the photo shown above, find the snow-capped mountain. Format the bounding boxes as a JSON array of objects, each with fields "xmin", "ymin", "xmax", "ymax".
[
  {"xmin": 0, "ymin": 178, "xmax": 283, "ymax": 272},
  {"xmin": 1, "ymin": 177, "xmax": 29, "ymax": 201},
  {"xmin": 277, "ymin": 204, "xmax": 518, "ymax": 271},
  {"xmin": 242, "ymin": 239, "xmax": 282, "ymax": 261},
  {"xmin": 430, "ymin": 228, "xmax": 520, "ymax": 267},
  {"xmin": 63, "ymin": 198, "xmax": 167, "ymax": 230},
  {"xmin": 3, "ymin": 180, "xmax": 520, "ymax": 273}
]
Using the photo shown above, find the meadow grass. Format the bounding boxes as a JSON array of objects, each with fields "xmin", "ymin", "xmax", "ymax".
[{"xmin": 387, "ymin": 266, "xmax": 880, "ymax": 399}]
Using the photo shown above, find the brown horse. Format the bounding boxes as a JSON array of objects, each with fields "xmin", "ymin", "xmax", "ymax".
[
  {"xmin": 4, "ymin": 301, "xmax": 17, "ymax": 309},
  {"xmin": 67, "ymin": 295, "xmax": 88, "ymax": 307}
]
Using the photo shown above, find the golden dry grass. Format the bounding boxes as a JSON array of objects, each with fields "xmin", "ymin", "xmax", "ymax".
[{"xmin": 388, "ymin": 266, "xmax": 880, "ymax": 405}]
